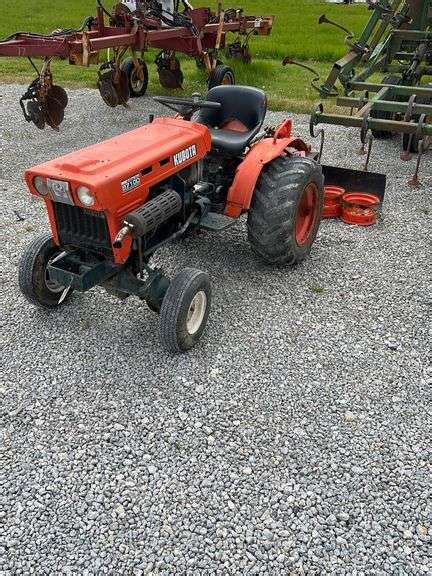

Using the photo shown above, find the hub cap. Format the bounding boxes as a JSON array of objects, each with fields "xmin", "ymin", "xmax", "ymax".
[
  {"xmin": 186, "ymin": 291, "xmax": 207, "ymax": 335},
  {"xmin": 295, "ymin": 183, "xmax": 319, "ymax": 246}
]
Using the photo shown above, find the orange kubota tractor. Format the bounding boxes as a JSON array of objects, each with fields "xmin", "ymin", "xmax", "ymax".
[{"xmin": 20, "ymin": 86, "xmax": 339, "ymax": 352}]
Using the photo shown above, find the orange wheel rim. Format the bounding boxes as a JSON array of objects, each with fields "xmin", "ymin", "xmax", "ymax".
[{"xmin": 295, "ymin": 183, "xmax": 319, "ymax": 246}]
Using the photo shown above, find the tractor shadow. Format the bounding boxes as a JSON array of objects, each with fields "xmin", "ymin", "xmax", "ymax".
[{"xmin": 166, "ymin": 219, "xmax": 266, "ymax": 275}]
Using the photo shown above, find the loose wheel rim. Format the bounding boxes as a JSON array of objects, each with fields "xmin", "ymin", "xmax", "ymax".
[
  {"xmin": 45, "ymin": 254, "xmax": 65, "ymax": 293},
  {"xmin": 295, "ymin": 183, "xmax": 319, "ymax": 246},
  {"xmin": 186, "ymin": 291, "xmax": 207, "ymax": 335}
]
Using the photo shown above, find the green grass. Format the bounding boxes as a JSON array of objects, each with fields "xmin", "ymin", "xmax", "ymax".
[{"xmin": 0, "ymin": 0, "xmax": 370, "ymax": 111}]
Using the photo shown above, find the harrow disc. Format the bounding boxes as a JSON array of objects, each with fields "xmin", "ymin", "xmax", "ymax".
[
  {"xmin": 43, "ymin": 96, "xmax": 66, "ymax": 131},
  {"xmin": 98, "ymin": 70, "xmax": 120, "ymax": 108},
  {"xmin": 48, "ymin": 85, "xmax": 68, "ymax": 109},
  {"xmin": 157, "ymin": 57, "xmax": 183, "ymax": 90},
  {"xmin": 114, "ymin": 69, "xmax": 130, "ymax": 107},
  {"xmin": 158, "ymin": 69, "xmax": 184, "ymax": 90},
  {"xmin": 26, "ymin": 100, "xmax": 46, "ymax": 130}
]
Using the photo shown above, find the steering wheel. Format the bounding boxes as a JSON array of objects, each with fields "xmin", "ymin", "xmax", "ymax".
[{"xmin": 153, "ymin": 93, "xmax": 221, "ymax": 119}]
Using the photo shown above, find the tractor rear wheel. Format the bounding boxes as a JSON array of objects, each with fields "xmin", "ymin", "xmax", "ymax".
[
  {"xmin": 19, "ymin": 233, "xmax": 72, "ymax": 309},
  {"xmin": 121, "ymin": 58, "xmax": 149, "ymax": 98},
  {"xmin": 208, "ymin": 64, "xmax": 235, "ymax": 90},
  {"xmin": 247, "ymin": 156, "xmax": 324, "ymax": 266},
  {"xmin": 159, "ymin": 268, "xmax": 211, "ymax": 353}
]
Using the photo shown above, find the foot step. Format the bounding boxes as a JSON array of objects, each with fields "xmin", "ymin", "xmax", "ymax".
[{"xmin": 200, "ymin": 212, "xmax": 236, "ymax": 232}]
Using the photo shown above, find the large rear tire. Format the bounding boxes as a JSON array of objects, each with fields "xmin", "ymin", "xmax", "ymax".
[
  {"xmin": 247, "ymin": 156, "xmax": 324, "ymax": 266},
  {"xmin": 19, "ymin": 233, "xmax": 72, "ymax": 309}
]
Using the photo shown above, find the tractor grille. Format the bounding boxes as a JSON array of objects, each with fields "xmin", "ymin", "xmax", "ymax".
[{"xmin": 53, "ymin": 202, "xmax": 112, "ymax": 256}]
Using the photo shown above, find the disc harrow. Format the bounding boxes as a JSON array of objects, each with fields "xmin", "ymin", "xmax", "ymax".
[
  {"xmin": 0, "ymin": 1, "xmax": 274, "ymax": 130},
  {"xmin": 19, "ymin": 61, "xmax": 69, "ymax": 131}
]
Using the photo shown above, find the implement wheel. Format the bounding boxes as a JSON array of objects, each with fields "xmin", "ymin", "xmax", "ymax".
[
  {"xmin": 19, "ymin": 233, "xmax": 72, "ymax": 309},
  {"xmin": 121, "ymin": 58, "xmax": 149, "ymax": 98},
  {"xmin": 208, "ymin": 64, "xmax": 235, "ymax": 90},
  {"xmin": 247, "ymin": 156, "xmax": 324, "ymax": 266},
  {"xmin": 159, "ymin": 268, "xmax": 211, "ymax": 353}
]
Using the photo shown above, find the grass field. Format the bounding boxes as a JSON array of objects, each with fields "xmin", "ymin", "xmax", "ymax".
[{"xmin": 0, "ymin": 0, "xmax": 370, "ymax": 111}]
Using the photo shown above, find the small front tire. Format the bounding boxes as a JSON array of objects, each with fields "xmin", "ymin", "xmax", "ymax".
[
  {"xmin": 19, "ymin": 233, "xmax": 72, "ymax": 309},
  {"xmin": 159, "ymin": 268, "xmax": 211, "ymax": 353}
]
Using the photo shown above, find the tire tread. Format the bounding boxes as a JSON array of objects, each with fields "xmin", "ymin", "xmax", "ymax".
[
  {"xmin": 19, "ymin": 232, "xmax": 70, "ymax": 309},
  {"xmin": 247, "ymin": 156, "xmax": 323, "ymax": 266},
  {"xmin": 159, "ymin": 268, "xmax": 211, "ymax": 353}
]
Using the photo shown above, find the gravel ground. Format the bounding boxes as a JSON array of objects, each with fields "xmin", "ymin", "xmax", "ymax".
[{"xmin": 0, "ymin": 84, "xmax": 431, "ymax": 575}]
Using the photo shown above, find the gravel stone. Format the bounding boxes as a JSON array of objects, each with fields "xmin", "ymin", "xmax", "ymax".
[
  {"xmin": 262, "ymin": 529, "xmax": 274, "ymax": 541},
  {"xmin": 344, "ymin": 410, "xmax": 356, "ymax": 422},
  {"xmin": 1, "ymin": 84, "xmax": 430, "ymax": 574}
]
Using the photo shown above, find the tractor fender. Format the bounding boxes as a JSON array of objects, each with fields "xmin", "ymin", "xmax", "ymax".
[{"xmin": 224, "ymin": 135, "xmax": 310, "ymax": 218}]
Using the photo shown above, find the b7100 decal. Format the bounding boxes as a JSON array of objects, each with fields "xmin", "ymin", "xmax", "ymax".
[{"xmin": 121, "ymin": 174, "xmax": 141, "ymax": 193}]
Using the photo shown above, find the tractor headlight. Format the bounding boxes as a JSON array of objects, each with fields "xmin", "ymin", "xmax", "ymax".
[
  {"xmin": 77, "ymin": 186, "xmax": 95, "ymax": 207},
  {"xmin": 33, "ymin": 176, "xmax": 49, "ymax": 196}
]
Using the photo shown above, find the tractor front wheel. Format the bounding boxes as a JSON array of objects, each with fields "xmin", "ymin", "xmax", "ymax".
[
  {"xmin": 247, "ymin": 156, "xmax": 324, "ymax": 266},
  {"xmin": 121, "ymin": 58, "xmax": 149, "ymax": 98},
  {"xmin": 159, "ymin": 268, "xmax": 211, "ymax": 353},
  {"xmin": 19, "ymin": 233, "xmax": 72, "ymax": 309}
]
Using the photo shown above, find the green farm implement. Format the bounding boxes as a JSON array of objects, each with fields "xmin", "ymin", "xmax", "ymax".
[{"xmin": 285, "ymin": 0, "xmax": 432, "ymax": 184}]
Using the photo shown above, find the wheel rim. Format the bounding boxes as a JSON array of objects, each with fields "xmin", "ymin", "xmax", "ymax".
[
  {"xmin": 222, "ymin": 72, "xmax": 234, "ymax": 85},
  {"xmin": 45, "ymin": 254, "xmax": 65, "ymax": 293},
  {"xmin": 186, "ymin": 291, "xmax": 207, "ymax": 335},
  {"xmin": 295, "ymin": 183, "xmax": 319, "ymax": 246},
  {"xmin": 131, "ymin": 68, "xmax": 145, "ymax": 92}
]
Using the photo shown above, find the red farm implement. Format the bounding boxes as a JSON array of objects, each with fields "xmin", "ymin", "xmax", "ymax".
[{"xmin": 0, "ymin": 0, "xmax": 273, "ymax": 129}]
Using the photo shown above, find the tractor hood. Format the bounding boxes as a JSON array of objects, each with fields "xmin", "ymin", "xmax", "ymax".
[{"xmin": 25, "ymin": 117, "xmax": 211, "ymax": 214}]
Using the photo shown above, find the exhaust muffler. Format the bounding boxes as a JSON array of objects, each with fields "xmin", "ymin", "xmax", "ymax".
[{"xmin": 114, "ymin": 188, "xmax": 182, "ymax": 248}]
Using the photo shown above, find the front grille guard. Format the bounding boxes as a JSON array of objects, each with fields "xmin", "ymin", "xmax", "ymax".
[{"xmin": 53, "ymin": 202, "xmax": 113, "ymax": 257}]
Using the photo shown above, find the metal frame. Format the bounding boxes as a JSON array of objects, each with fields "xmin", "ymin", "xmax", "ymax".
[
  {"xmin": 301, "ymin": 1, "xmax": 432, "ymax": 144},
  {"xmin": 0, "ymin": 5, "xmax": 273, "ymax": 66},
  {"xmin": 0, "ymin": 3, "xmax": 273, "ymax": 128}
]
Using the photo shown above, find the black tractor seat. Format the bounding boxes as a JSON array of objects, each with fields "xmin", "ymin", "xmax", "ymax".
[{"xmin": 196, "ymin": 85, "xmax": 267, "ymax": 155}]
